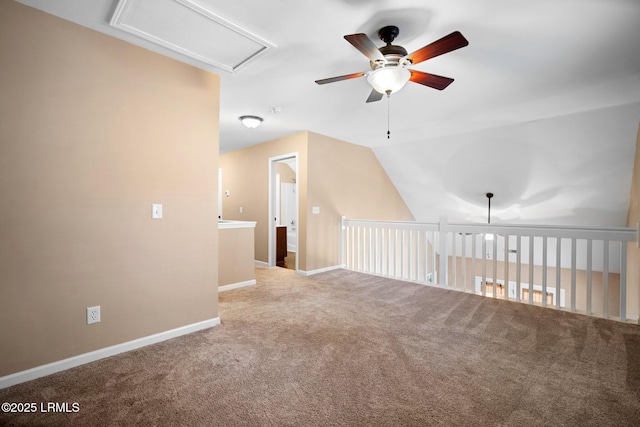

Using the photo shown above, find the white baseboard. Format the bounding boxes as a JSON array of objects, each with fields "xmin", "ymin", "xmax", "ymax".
[
  {"xmin": 0, "ymin": 317, "xmax": 220, "ymax": 390},
  {"xmin": 297, "ymin": 265, "xmax": 343, "ymax": 276},
  {"xmin": 254, "ymin": 260, "xmax": 269, "ymax": 267},
  {"xmin": 218, "ymin": 279, "xmax": 256, "ymax": 292}
]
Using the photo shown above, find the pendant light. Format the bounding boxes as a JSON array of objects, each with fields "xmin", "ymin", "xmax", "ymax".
[{"xmin": 485, "ymin": 192, "xmax": 494, "ymax": 240}]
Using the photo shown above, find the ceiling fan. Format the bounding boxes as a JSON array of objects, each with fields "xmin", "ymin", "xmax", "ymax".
[{"xmin": 315, "ymin": 26, "xmax": 469, "ymax": 103}]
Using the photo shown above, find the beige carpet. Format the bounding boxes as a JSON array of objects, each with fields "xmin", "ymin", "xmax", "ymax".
[{"xmin": 1, "ymin": 267, "xmax": 639, "ymax": 426}]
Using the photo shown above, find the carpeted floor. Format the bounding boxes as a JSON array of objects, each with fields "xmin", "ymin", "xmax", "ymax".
[{"xmin": 1, "ymin": 267, "xmax": 639, "ymax": 426}]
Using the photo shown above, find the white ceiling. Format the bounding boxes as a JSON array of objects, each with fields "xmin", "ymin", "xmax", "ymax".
[{"xmin": 16, "ymin": 0, "xmax": 640, "ymax": 226}]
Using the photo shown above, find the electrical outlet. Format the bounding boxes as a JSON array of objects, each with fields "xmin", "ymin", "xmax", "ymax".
[{"xmin": 87, "ymin": 306, "xmax": 100, "ymax": 325}]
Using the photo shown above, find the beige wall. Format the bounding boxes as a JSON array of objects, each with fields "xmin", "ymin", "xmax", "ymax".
[
  {"xmin": 275, "ymin": 162, "xmax": 296, "ymax": 184},
  {"xmin": 627, "ymin": 124, "xmax": 640, "ymax": 323},
  {"xmin": 219, "ymin": 227, "xmax": 255, "ymax": 287},
  {"xmin": 0, "ymin": 1, "xmax": 220, "ymax": 376},
  {"xmin": 219, "ymin": 131, "xmax": 413, "ymax": 272},
  {"xmin": 305, "ymin": 132, "xmax": 414, "ymax": 271}
]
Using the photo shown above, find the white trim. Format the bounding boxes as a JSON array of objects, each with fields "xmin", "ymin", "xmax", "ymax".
[
  {"xmin": 275, "ymin": 173, "xmax": 282, "ymax": 229},
  {"xmin": 218, "ymin": 279, "xmax": 256, "ymax": 292},
  {"xmin": 218, "ymin": 168, "xmax": 223, "ymax": 219},
  {"xmin": 218, "ymin": 220, "xmax": 257, "ymax": 229},
  {"xmin": 110, "ymin": 0, "xmax": 275, "ymax": 73},
  {"xmin": 297, "ymin": 265, "xmax": 343, "ymax": 276},
  {"xmin": 0, "ymin": 318, "xmax": 220, "ymax": 390},
  {"xmin": 255, "ymin": 260, "xmax": 269, "ymax": 267}
]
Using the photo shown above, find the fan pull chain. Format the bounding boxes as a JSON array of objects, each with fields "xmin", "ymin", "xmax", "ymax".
[{"xmin": 386, "ymin": 90, "xmax": 391, "ymax": 139}]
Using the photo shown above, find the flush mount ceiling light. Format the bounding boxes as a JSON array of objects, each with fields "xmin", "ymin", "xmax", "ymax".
[{"xmin": 239, "ymin": 115, "xmax": 263, "ymax": 128}]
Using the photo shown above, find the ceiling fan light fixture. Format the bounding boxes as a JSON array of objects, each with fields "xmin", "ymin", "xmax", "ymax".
[
  {"xmin": 367, "ymin": 67, "xmax": 411, "ymax": 95},
  {"xmin": 239, "ymin": 115, "xmax": 263, "ymax": 128}
]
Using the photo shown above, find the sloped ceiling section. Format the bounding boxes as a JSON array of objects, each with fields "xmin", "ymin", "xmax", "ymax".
[{"xmin": 375, "ymin": 101, "xmax": 640, "ymax": 227}]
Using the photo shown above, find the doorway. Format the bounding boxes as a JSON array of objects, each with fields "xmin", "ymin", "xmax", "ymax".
[{"xmin": 268, "ymin": 153, "xmax": 299, "ymax": 270}]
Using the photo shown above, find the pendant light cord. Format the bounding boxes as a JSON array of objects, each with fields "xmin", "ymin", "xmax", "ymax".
[{"xmin": 386, "ymin": 90, "xmax": 391, "ymax": 139}]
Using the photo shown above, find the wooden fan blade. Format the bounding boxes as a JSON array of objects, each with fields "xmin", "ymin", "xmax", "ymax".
[
  {"xmin": 315, "ymin": 72, "xmax": 366, "ymax": 85},
  {"xmin": 409, "ymin": 70, "xmax": 454, "ymax": 90},
  {"xmin": 406, "ymin": 31, "xmax": 468, "ymax": 65},
  {"xmin": 344, "ymin": 33, "xmax": 385, "ymax": 62},
  {"xmin": 366, "ymin": 89, "xmax": 383, "ymax": 103}
]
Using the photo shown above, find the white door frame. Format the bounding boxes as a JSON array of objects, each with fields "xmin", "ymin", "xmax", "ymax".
[
  {"xmin": 217, "ymin": 168, "xmax": 223, "ymax": 219},
  {"xmin": 268, "ymin": 152, "xmax": 299, "ymax": 270}
]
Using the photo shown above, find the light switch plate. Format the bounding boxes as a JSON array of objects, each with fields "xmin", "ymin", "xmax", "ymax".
[
  {"xmin": 152, "ymin": 204, "xmax": 163, "ymax": 219},
  {"xmin": 312, "ymin": 206, "xmax": 320, "ymax": 215}
]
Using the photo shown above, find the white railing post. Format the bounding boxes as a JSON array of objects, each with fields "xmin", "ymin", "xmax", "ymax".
[
  {"xmin": 387, "ymin": 228, "xmax": 391, "ymax": 277},
  {"xmin": 620, "ymin": 241, "xmax": 627, "ymax": 322},
  {"xmin": 482, "ymin": 236, "xmax": 487, "ymax": 296},
  {"xmin": 603, "ymin": 240, "xmax": 610, "ymax": 318},
  {"xmin": 529, "ymin": 236, "xmax": 535, "ymax": 305},
  {"xmin": 340, "ymin": 216, "xmax": 345, "ymax": 267},
  {"xmin": 542, "ymin": 237, "xmax": 548, "ymax": 306},
  {"xmin": 439, "ymin": 216, "xmax": 448, "ymax": 287},
  {"xmin": 587, "ymin": 239, "xmax": 593, "ymax": 315},
  {"xmin": 451, "ymin": 233, "xmax": 457, "ymax": 288},
  {"xmin": 472, "ymin": 234, "xmax": 477, "ymax": 294},
  {"xmin": 374, "ymin": 227, "xmax": 379, "ymax": 275},
  {"xmin": 462, "ymin": 234, "xmax": 467, "ymax": 291},
  {"xmin": 504, "ymin": 234, "xmax": 509, "ymax": 300},
  {"xmin": 516, "ymin": 235, "xmax": 521, "ymax": 301},
  {"xmin": 556, "ymin": 238, "xmax": 562, "ymax": 309},
  {"xmin": 350, "ymin": 226, "xmax": 355, "ymax": 270},
  {"xmin": 430, "ymin": 230, "xmax": 436, "ymax": 284},
  {"xmin": 492, "ymin": 238, "xmax": 497, "ymax": 298},
  {"xmin": 368, "ymin": 226, "xmax": 373, "ymax": 274},
  {"xmin": 571, "ymin": 238, "xmax": 577, "ymax": 312}
]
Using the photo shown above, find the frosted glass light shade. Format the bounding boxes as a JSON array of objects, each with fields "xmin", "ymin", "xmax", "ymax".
[
  {"xmin": 367, "ymin": 67, "xmax": 411, "ymax": 94},
  {"xmin": 239, "ymin": 115, "xmax": 263, "ymax": 128}
]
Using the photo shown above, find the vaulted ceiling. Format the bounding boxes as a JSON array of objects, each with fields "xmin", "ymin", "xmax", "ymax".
[{"xmin": 17, "ymin": 0, "xmax": 640, "ymax": 226}]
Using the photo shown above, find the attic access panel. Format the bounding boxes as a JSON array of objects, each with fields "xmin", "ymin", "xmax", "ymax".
[{"xmin": 110, "ymin": 0, "xmax": 275, "ymax": 73}]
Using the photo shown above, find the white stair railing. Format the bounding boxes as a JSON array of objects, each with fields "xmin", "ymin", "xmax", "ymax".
[{"xmin": 341, "ymin": 217, "xmax": 639, "ymax": 323}]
